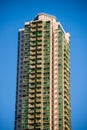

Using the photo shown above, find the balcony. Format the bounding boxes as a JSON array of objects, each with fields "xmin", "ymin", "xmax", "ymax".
[
  {"xmin": 30, "ymin": 34, "xmax": 36, "ymax": 38},
  {"xmin": 29, "ymin": 92, "xmax": 35, "ymax": 96},
  {"xmin": 35, "ymin": 72, "xmax": 40, "ymax": 76},
  {"xmin": 38, "ymin": 27, "xmax": 42, "ymax": 31},
  {"xmin": 36, "ymin": 89, "xmax": 41, "ymax": 93},
  {"xmin": 29, "ymin": 55, "xmax": 36, "ymax": 58},
  {"xmin": 36, "ymin": 69, "xmax": 41, "ymax": 73},
  {"xmin": 36, "ymin": 94, "xmax": 41, "ymax": 98},
  {"xmin": 36, "ymin": 98, "xmax": 41, "ymax": 103},
  {"xmin": 28, "ymin": 109, "xmax": 34, "ymax": 113},
  {"xmin": 29, "ymin": 75, "xmax": 35, "ymax": 79},
  {"xmin": 37, "ymin": 37, "xmax": 42, "ymax": 41},
  {"xmin": 30, "ymin": 43, "xmax": 36, "ymax": 47},
  {"xmin": 30, "ymin": 47, "xmax": 36, "ymax": 51},
  {"xmin": 30, "ymin": 72, "xmax": 35, "ymax": 75},
  {"xmin": 28, "ymin": 120, "xmax": 34, "ymax": 124},
  {"xmin": 29, "ymin": 99, "xmax": 34, "ymax": 103},
  {"xmin": 30, "ymin": 28, "xmax": 36, "ymax": 32},
  {"xmin": 28, "ymin": 125, "xmax": 34, "ymax": 129},
  {"xmin": 64, "ymin": 114, "xmax": 70, "ymax": 121},
  {"xmin": 36, "ymin": 119, "xmax": 41, "ymax": 123},
  {"xmin": 37, "ymin": 52, "xmax": 42, "ymax": 55},
  {"xmin": 37, "ymin": 46, "xmax": 42, "ymax": 50},
  {"xmin": 29, "ymin": 85, "xmax": 35, "ymax": 89},
  {"xmin": 30, "ymin": 38, "xmax": 36, "ymax": 42},
  {"xmin": 30, "ymin": 59, "xmax": 36, "ymax": 63},
  {"xmin": 64, "ymin": 94, "xmax": 69, "ymax": 102},
  {"xmin": 37, "ymin": 61, "xmax": 42, "ymax": 65},
  {"xmin": 30, "ymin": 51, "xmax": 36, "ymax": 55},
  {"xmin": 36, "ymin": 85, "xmax": 41, "ymax": 89},
  {"xmin": 36, "ymin": 114, "xmax": 41, "ymax": 118},
  {"xmin": 36, "ymin": 109, "xmax": 41, "ymax": 113},
  {"xmin": 37, "ymin": 76, "xmax": 41, "ymax": 82},
  {"xmin": 23, "ymin": 58, "xmax": 29, "ymax": 62},
  {"xmin": 29, "ymin": 65, "xmax": 36, "ymax": 69},
  {"xmin": 28, "ymin": 114, "xmax": 34, "ymax": 119},
  {"xmin": 64, "ymin": 88, "xmax": 69, "ymax": 95},
  {"xmin": 37, "ymin": 23, "xmax": 42, "ymax": 26},
  {"xmin": 31, "ymin": 22, "xmax": 36, "ymax": 26},
  {"xmin": 37, "ymin": 42, "xmax": 42, "ymax": 46},
  {"xmin": 29, "ymin": 60, "xmax": 36, "ymax": 64},
  {"xmin": 37, "ymin": 34, "xmax": 42, "ymax": 38},
  {"xmin": 64, "ymin": 109, "xmax": 70, "ymax": 116},
  {"xmin": 29, "ymin": 104, "xmax": 34, "ymax": 109},
  {"xmin": 36, "ymin": 104, "xmax": 41, "ymax": 107},
  {"xmin": 29, "ymin": 79, "xmax": 35, "ymax": 82},
  {"xmin": 64, "ymin": 86, "xmax": 69, "ymax": 92},
  {"xmin": 64, "ymin": 95, "xmax": 69, "ymax": 103},
  {"xmin": 29, "ymin": 89, "xmax": 35, "ymax": 93}
]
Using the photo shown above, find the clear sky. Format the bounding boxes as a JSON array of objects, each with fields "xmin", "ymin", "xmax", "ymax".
[{"xmin": 0, "ymin": 0, "xmax": 87, "ymax": 130}]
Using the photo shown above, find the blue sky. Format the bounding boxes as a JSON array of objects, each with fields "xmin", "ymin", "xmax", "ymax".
[{"xmin": 0, "ymin": 0, "xmax": 87, "ymax": 130}]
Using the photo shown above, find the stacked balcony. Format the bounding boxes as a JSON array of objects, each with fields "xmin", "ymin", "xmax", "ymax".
[{"xmin": 27, "ymin": 21, "xmax": 42, "ymax": 129}]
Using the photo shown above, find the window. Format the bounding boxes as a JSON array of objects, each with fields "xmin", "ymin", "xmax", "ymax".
[
  {"xmin": 21, "ymin": 49, "xmax": 23, "ymax": 51},
  {"xmin": 44, "ymin": 81, "xmax": 50, "ymax": 85},
  {"xmin": 19, "ymin": 104, "xmax": 21, "ymax": 107},
  {"xmin": 20, "ymin": 71, "xmax": 22, "ymax": 74},
  {"xmin": 21, "ymin": 53, "xmax": 23, "ymax": 56},
  {"xmin": 43, "ymin": 101, "xmax": 49, "ymax": 105},
  {"xmin": 58, "ymin": 63, "xmax": 62, "ymax": 67},
  {"xmin": 20, "ymin": 76, "xmax": 22, "ymax": 78},
  {"xmin": 44, "ymin": 58, "xmax": 50, "ymax": 60},
  {"xmin": 43, "ymin": 91, "xmax": 49, "ymax": 94},
  {"xmin": 43, "ymin": 106, "xmax": 49, "ymax": 110},
  {"xmin": 43, "ymin": 117, "xmax": 49, "ymax": 121},
  {"xmin": 20, "ymin": 80, "xmax": 22, "ymax": 83},
  {"xmin": 58, "ymin": 102, "xmax": 62, "ymax": 106},
  {"xmin": 59, "ymin": 118, "xmax": 62, "ymax": 121},
  {"xmin": 18, "ymin": 125, "xmax": 20, "ymax": 127},
  {"xmin": 58, "ymin": 97, "xmax": 62, "ymax": 100},
  {"xmin": 21, "ymin": 58, "xmax": 23, "ymax": 60},
  {"xmin": 59, "ymin": 92, "xmax": 62, "ymax": 95}
]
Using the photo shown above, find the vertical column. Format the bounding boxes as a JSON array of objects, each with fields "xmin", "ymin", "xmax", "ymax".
[
  {"xmin": 53, "ymin": 28, "xmax": 59, "ymax": 130},
  {"xmin": 43, "ymin": 21, "xmax": 50, "ymax": 130},
  {"xmin": 15, "ymin": 29, "xmax": 24, "ymax": 130},
  {"xmin": 63, "ymin": 33, "xmax": 71, "ymax": 130},
  {"xmin": 58, "ymin": 24, "xmax": 65, "ymax": 130},
  {"xmin": 21, "ymin": 25, "xmax": 29, "ymax": 130},
  {"xmin": 50, "ymin": 21, "xmax": 53, "ymax": 130}
]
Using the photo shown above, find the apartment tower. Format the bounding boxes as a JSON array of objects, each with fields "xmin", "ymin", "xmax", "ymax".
[{"xmin": 15, "ymin": 13, "xmax": 71, "ymax": 130}]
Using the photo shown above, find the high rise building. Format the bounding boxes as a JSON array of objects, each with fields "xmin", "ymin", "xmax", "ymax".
[{"xmin": 15, "ymin": 13, "xmax": 71, "ymax": 130}]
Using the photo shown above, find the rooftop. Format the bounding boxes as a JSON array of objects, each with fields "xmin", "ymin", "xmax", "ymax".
[{"xmin": 34, "ymin": 13, "xmax": 56, "ymax": 21}]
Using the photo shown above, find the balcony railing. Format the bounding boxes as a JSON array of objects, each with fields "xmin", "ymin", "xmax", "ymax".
[
  {"xmin": 36, "ymin": 114, "xmax": 41, "ymax": 118},
  {"xmin": 28, "ymin": 109, "xmax": 34, "ymax": 113},
  {"xmin": 28, "ymin": 120, "xmax": 34, "ymax": 124},
  {"xmin": 29, "ymin": 104, "xmax": 34, "ymax": 108},
  {"xmin": 28, "ymin": 114, "xmax": 34, "ymax": 118},
  {"xmin": 29, "ymin": 99, "xmax": 34, "ymax": 103},
  {"xmin": 28, "ymin": 125, "xmax": 34, "ymax": 129},
  {"xmin": 29, "ymin": 94, "xmax": 35, "ymax": 98}
]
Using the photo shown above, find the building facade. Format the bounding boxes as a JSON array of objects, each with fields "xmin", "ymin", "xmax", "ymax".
[{"xmin": 15, "ymin": 13, "xmax": 71, "ymax": 130}]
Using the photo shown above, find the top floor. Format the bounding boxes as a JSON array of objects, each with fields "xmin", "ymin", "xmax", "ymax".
[{"xmin": 33, "ymin": 13, "xmax": 56, "ymax": 22}]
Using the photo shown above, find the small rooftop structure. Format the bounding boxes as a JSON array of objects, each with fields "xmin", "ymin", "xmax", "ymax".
[{"xmin": 34, "ymin": 13, "xmax": 56, "ymax": 22}]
